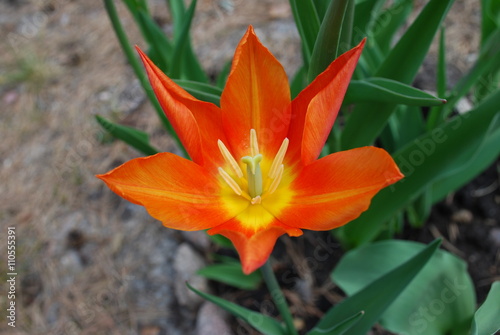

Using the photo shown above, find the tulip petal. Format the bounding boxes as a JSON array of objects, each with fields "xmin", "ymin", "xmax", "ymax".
[
  {"xmin": 208, "ymin": 219, "xmax": 302, "ymax": 274},
  {"xmin": 137, "ymin": 47, "xmax": 226, "ymax": 169},
  {"xmin": 220, "ymin": 26, "xmax": 291, "ymax": 159},
  {"xmin": 288, "ymin": 40, "xmax": 365, "ymax": 166},
  {"xmin": 274, "ymin": 146, "xmax": 403, "ymax": 230},
  {"xmin": 97, "ymin": 153, "xmax": 231, "ymax": 230}
]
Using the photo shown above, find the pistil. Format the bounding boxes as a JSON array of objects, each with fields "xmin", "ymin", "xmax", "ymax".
[{"xmin": 217, "ymin": 129, "xmax": 289, "ymax": 204}]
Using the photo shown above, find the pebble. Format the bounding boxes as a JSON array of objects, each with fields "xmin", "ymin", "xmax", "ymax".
[
  {"xmin": 490, "ymin": 228, "xmax": 500, "ymax": 247},
  {"xmin": 195, "ymin": 301, "xmax": 232, "ymax": 335},
  {"xmin": 180, "ymin": 230, "xmax": 211, "ymax": 251},
  {"xmin": 173, "ymin": 243, "xmax": 209, "ymax": 309},
  {"xmin": 451, "ymin": 209, "xmax": 473, "ymax": 223}
]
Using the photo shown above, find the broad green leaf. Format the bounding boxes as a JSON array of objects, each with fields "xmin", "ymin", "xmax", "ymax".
[
  {"xmin": 95, "ymin": 115, "xmax": 159, "ymax": 156},
  {"xmin": 431, "ymin": 112, "xmax": 500, "ymax": 202},
  {"xmin": 197, "ymin": 263, "xmax": 262, "ymax": 290},
  {"xmin": 308, "ymin": 239, "xmax": 441, "ymax": 335},
  {"xmin": 308, "ymin": 311, "xmax": 364, "ymax": 335},
  {"xmin": 289, "ymin": 0, "xmax": 320, "ymax": 64},
  {"xmin": 342, "ymin": 0, "xmax": 455, "ymax": 149},
  {"xmin": 174, "ymin": 79, "xmax": 222, "ymax": 106},
  {"xmin": 187, "ymin": 283, "xmax": 287, "ymax": 335},
  {"xmin": 344, "ymin": 78, "xmax": 446, "ymax": 106},
  {"xmin": 308, "ymin": 0, "xmax": 350, "ymax": 81},
  {"xmin": 340, "ymin": 89, "xmax": 500, "ymax": 247},
  {"xmin": 471, "ymin": 281, "xmax": 500, "ymax": 335},
  {"xmin": 333, "ymin": 240, "xmax": 475, "ymax": 335}
]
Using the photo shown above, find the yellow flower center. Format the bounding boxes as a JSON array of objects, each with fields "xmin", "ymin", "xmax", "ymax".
[{"xmin": 217, "ymin": 129, "xmax": 289, "ymax": 205}]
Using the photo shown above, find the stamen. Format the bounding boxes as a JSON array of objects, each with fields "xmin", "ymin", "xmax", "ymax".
[
  {"xmin": 218, "ymin": 167, "xmax": 242, "ymax": 196},
  {"xmin": 250, "ymin": 129, "xmax": 259, "ymax": 157},
  {"xmin": 267, "ymin": 164, "xmax": 284, "ymax": 195},
  {"xmin": 268, "ymin": 138, "xmax": 289, "ymax": 179},
  {"xmin": 218, "ymin": 140, "xmax": 243, "ymax": 178}
]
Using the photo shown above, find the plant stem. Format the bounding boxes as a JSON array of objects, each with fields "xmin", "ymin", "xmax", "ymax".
[{"xmin": 260, "ymin": 261, "xmax": 298, "ymax": 335}]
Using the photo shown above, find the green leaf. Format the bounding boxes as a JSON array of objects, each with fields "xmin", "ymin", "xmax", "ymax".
[
  {"xmin": 308, "ymin": 239, "xmax": 441, "ymax": 335},
  {"xmin": 289, "ymin": 0, "xmax": 320, "ymax": 64},
  {"xmin": 342, "ymin": 0, "xmax": 455, "ymax": 149},
  {"xmin": 471, "ymin": 281, "xmax": 500, "ymax": 335},
  {"xmin": 174, "ymin": 79, "xmax": 222, "ymax": 106},
  {"xmin": 136, "ymin": 10, "xmax": 173, "ymax": 71},
  {"xmin": 168, "ymin": 0, "xmax": 208, "ymax": 82},
  {"xmin": 431, "ymin": 112, "xmax": 500, "ymax": 202},
  {"xmin": 208, "ymin": 233, "xmax": 234, "ymax": 248},
  {"xmin": 187, "ymin": 283, "xmax": 287, "ymax": 335},
  {"xmin": 340, "ymin": 89, "xmax": 500, "ymax": 247},
  {"xmin": 197, "ymin": 263, "xmax": 262, "ymax": 290},
  {"xmin": 332, "ymin": 240, "xmax": 475, "ymax": 335},
  {"xmin": 427, "ymin": 27, "xmax": 448, "ymax": 130},
  {"xmin": 344, "ymin": 78, "xmax": 446, "ymax": 106},
  {"xmin": 351, "ymin": 0, "xmax": 385, "ymax": 45},
  {"xmin": 372, "ymin": 0, "xmax": 413, "ymax": 55},
  {"xmin": 308, "ymin": 0, "xmax": 351, "ymax": 82},
  {"xmin": 95, "ymin": 115, "xmax": 159, "ymax": 156},
  {"xmin": 308, "ymin": 311, "xmax": 364, "ymax": 335}
]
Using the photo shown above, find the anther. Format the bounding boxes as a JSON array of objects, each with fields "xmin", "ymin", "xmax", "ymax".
[
  {"xmin": 218, "ymin": 140, "xmax": 243, "ymax": 178},
  {"xmin": 267, "ymin": 164, "xmax": 284, "ymax": 195},
  {"xmin": 250, "ymin": 129, "xmax": 259, "ymax": 157},
  {"xmin": 268, "ymin": 138, "xmax": 289, "ymax": 179},
  {"xmin": 218, "ymin": 167, "xmax": 243, "ymax": 196}
]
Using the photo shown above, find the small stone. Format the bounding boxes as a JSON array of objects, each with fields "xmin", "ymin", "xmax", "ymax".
[
  {"xmin": 140, "ymin": 325, "xmax": 161, "ymax": 335},
  {"xmin": 196, "ymin": 301, "xmax": 231, "ymax": 335},
  {"xmin": 490, "ymin": 228, "xmax": 500, "ymax": 247},
  {"xmin": 173, "ymin": 243, "xmax": 209, "ymax": 308},
  {"xmin": 180, "ymin": 230, "xmax": 210, "ymax": 250},
  {"xmin": 451, "ymin": 209, "xmax": 473, "ymax": 223}
]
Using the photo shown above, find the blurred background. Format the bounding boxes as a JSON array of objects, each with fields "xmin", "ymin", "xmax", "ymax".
[{"xmin": 0, "ymin": 0, "xmax": 496, "ymax": 334}]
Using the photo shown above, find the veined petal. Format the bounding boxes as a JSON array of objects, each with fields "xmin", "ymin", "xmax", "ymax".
[
  {"xmin": 97, "ymin": 153, "xmax": 231, "ymax": 230},
  {"xmin": 220, "ymin": 26, "xmax": 291, "ymax": 159},
  {"xmin": 137, "ymin": 47, "xmax": 226, "ymax": 169},
  {"xmin": 208, "ymin": 219, "xmax": 302, "ymax": 274},
  {"xmin": 275, "ymin": 147, "xmax": 403, "ymax": 230},
  {"xmin": 288, "ymin": 39, "xmax": 365, "ymax": 166}
]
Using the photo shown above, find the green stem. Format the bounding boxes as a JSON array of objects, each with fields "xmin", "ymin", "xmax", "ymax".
[
  {"xmin": 260, "ymin": 261, "xmax": 298, "ymax": 335},
  {"xmin": 103, "ymin": 0, "xmax": 188, "ymax": 158}
]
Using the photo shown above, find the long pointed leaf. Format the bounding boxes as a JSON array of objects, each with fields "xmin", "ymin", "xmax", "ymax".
[
  {"xmin": 95, "ymin": 115, "xmax": 159, "ymax": 156},
  {"xmin": 344, "ymin": 78, "xmax": 446, "ymax": 106},
  {"xmin": 308, "ymin": 239, "xmax": 441, "ymax": 335}
]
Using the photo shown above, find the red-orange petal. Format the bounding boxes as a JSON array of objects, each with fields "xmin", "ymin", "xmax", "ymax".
[
  {"xmin": 275, "ymin": 146, "xmax": 403, "ymax": 230},
  {"xmin": 208, "ymin": 220, "xmax": 302, "ymax": 274},
  {"xmin": 287, "ymin": 40, "xmax": 365, "ymax": 166},
  {"xmin": 97, "ymin": 153, "xmax": 231, "ymax": 231},
  {"xmin": 137, "ymin": 47, "xmax": 226, "ymax": 169},
  {"xmin": 220, "ymin": 26, "xmax": 291, "ymax": 159}
]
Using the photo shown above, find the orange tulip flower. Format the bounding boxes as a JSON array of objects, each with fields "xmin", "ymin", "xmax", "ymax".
[{"xmin": 98, "ymin": 26, "xmax": 403, "ymax": 274}]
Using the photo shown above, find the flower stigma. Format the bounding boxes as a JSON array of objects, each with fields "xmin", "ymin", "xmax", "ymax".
[{"xmin": 218, "ymin": 129, "xmax": 289, "ymax": 205}]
